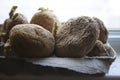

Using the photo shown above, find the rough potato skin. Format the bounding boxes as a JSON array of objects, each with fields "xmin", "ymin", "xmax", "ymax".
[
  {"xmin": 87, "ymin": 40, "xmax": 109, "ymax": 56},
  {"xmin": 55, "ymin": 16, "xmax": 100, "ymax": 57},
  {"xmin": 30, "ymin": 11, "xmax": 60, "ymax": 32},
  {"xmin": 93, "ymin": 17, "xmax": 108, "ymax": 43},
  {"xmin": 9, "ymin": 24, "xmax": 55, "ymax": 58}
]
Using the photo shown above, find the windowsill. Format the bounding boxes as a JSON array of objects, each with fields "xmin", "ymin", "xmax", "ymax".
[
  {"xmin": 108, "ymin": 30, "xmax": 120, "ymax": 77},
  {"xmin": 108, "ymin": 30, "xmax": 120, "ymax": 53},
  {"xmin": 109, "ymin": 30, "xmax": 120, "ymax": 42}
]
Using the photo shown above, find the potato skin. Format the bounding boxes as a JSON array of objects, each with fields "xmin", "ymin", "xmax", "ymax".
[
  {"xmin": 3, "ymin": 13, "xmax": 28, "ymax": 42},
  {"xmin": 93, "ymin": 17, "xmax": 108, "ymax": 43},
  {"xmin": 55, "ymin": 16, "xmax": 100, "ymax": 57},
  {"xmin": 87, "ymin": 40, "xmax": 108, "ymax": 56},
  {"xmin": 9, "ymin": 24, "xmax": 55, "ymax": 58},
  {"xmin": 30, "ymin": 10, "xmax": 60, "ymax": 32}
]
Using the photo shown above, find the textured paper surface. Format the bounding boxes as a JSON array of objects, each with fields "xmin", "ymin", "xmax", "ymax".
[{"xmin": 26, "ymin": 44, "xmax": 116, "ymax": 74}]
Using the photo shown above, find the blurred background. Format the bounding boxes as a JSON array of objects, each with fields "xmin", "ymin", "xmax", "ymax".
[{"xmin": 0, "ymin": 0, "xmax": 120, "ymax": 30}]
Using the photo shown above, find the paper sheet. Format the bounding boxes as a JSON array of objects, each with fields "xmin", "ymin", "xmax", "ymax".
[{"xmin": 26, "ymin": 44, "xmax": 116, "ymax": 74}]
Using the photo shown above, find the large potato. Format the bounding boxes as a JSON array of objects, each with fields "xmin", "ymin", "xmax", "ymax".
[
  {"xmin": 55, "ymin": 16, "xmax": 100, "ymax": 57},
  {"xmin": 9, "ymin": 24, "xmax": 55, "ymax": 58}
]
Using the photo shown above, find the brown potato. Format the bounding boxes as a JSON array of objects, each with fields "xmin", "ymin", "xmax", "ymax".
[
  {"xmin": 55, "ymin": 16, "xmax": 100, "ymax": 57},
  {"xmin": 93, "ymin": 17, "xmax": 108, "ymax": 43},
  {"xmin": 9, "ymin": 24, "xmax": 55, "ymax": 58},
  {"xmin": 3, "ymin": 6, "xmax": 28, "ymax": 42},
  {"xmin": 30, "ymin": 7, "xmax": 60, "ymax": 33},
  {"xmin": 87, "ymin": 40, "xmax": 109, "ymax": 56}
]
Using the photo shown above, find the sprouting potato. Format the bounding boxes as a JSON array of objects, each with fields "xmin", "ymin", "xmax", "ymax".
[
  {"xmin": 30, "ymin": 7, "xmax": 60, "ymax": 33},
  {"xmin": 3, "ymin": 6, "xmax": 28, "ymax": 42}
]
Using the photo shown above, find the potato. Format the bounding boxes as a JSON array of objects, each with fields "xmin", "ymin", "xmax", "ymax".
[
  {"xmin": 3, "ymin": 6, "xmax": 28, "ymax": 42},
  {"xmin": 87, "ymin": 40, "xmax": 109, "ymax": 56},
  {"xmin": 30, "ymin": 7, "xmax": 60, "ymax": 33},
  {"xmin": 55, "ymin": 16, "xmax": 100, "ymax": 57},
  {"xmin": 9, "ymin": 24, "xmax": 55, "ymax": 58}
]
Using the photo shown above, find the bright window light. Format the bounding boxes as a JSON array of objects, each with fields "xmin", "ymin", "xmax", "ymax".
[{"xmin": 0, "ymin": 0, "xmax": 120, "ymax": 30}]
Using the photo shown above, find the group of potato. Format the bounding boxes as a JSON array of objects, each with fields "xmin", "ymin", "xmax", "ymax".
[{"xmin": 0, "ymin": 6, "xmax": 109, "ymax": 58}]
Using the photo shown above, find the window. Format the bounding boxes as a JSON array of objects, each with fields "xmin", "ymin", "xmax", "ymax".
[{"xmin": 0, "ymin": 0, "xmax": 120, "ymax": 30}]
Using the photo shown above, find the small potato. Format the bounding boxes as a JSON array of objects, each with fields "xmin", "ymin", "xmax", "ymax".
[
  {"xmin": 9, "ymin": 24, "xmax": 55, "ymax": 58},
  {"xmin": 3, "ymin": 6, "xmax": 28, "ymax": 42},
  {"xmin": 87, "ymin": 40, "xmax": 109, "ymax": 57}
]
